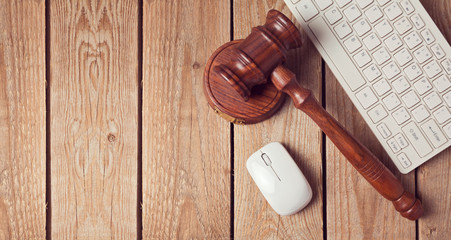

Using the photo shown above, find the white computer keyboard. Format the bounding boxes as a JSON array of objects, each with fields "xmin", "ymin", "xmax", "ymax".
[{"xmin": 284, "ymin": 0, "xmax": 451, "ymax": 173}]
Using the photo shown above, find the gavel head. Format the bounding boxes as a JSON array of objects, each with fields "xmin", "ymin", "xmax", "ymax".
[
  {"xmin": 203, "ymin": 10, "xmax": 303, "ymax": 124},
  {"xmin": 214, "ymin": 10, "xmax": 303, "ymax": 101}
]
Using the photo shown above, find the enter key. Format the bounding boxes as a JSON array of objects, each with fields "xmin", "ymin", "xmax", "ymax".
[{"xmin": 421, "ymin": 119, "xmax": 447, "ymax": 148}]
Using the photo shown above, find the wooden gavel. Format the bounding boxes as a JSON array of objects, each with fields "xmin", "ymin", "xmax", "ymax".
[{"xmin": 209, "ymin": 10, "xmax": 423, "ymax": 220}]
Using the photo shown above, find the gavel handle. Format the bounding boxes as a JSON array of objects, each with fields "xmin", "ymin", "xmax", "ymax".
[{"xmin": 271, "ymin": 65, "xmax": 423, "ymax": 220}]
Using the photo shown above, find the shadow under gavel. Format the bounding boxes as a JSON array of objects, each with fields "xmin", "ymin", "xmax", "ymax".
[{"xmin": 207, "ymin": 9, "xmax": 423, "ymax": 220}]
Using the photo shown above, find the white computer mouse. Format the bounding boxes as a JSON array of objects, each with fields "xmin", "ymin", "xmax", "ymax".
[{"xmin": 246, "ymin": 142, "xmax": 312, "ymax": 215}]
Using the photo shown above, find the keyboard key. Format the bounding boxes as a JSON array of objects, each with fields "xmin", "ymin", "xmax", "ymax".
[
  {"xmin": 309, "ymin": 17, "xmax": 366, "ymax": 91},
  {"xmin": 343, "ymin": 5, "xmax": 361, "ymax": 22},
  {"xmin": 377, "ymin": 122, "xmax": 392, "ymax": 138},
  {"xmin": 411, "ymin": 14, "xmax": 425, "ymax": 29},
  {"xmin": 376, "ymin": 0, "xmax": 390, "ymax": 6},
  {"xmin": 373, "ymin": 47, "xmax": 391, "ymax": 65},
  {"xmin": 394, "ymin": 133, "xmax": 409, "ymax": 148},
  {"xmin": 393, "ymin": 107, "xmax": 411, "ymax": 124},
  {"xmin": 445, "ymin": 91, "xmax": 451, "ymax": 107},
  {"xmin": 433, "ymin": 106, "xmax": 451, "ymax": 124},
  {"xmin": 423, "ymin": 60, "xmax": 442, "ymax": 78},
  {"xmin": 385, "ymin": 35, "xmax": 403, "ymax": 52},
  {"xmin": 314, "ymin": 0, "xmax": 333, "ymax": 10},
  {"xmin": 356, "ymin": 86, "xmax": 378, "ymax": 109},
  {"xmin": 336, "ymin": 0, "xmax": 352, "ymax": 8},
  {"xmin": 402, "ymin": 90, "xmax": 420, "ymax": 108},
  {"xmin": 384, "ymin": 2, "xmax": 403, "ymax": 20},
  {"xmin": 394, "ymin": 17, "xmax": 413, "ymax": 35},
  {"xmin": 421, "ymin": 29, "xmax": 435, "ymax": 44},
  {"xmin": 344, "ymin": 35, "xmax": 362, "ymax": 53},
  {"xmin": 441, "ymin": 58, "xmax": 451, "ymax": 74},
  {"xmin": 373, "ymin": 79, "xmax": 391, "ymax": 95},
  {"xmin": 404, "ymin": 63, "xmax": 422, "ymax": 80},
  {"xmin": 363, "ymin": 64, "xmax": 382, "ymax": 81},
  {"xmin": 375, "ymin": 20, "xmax": 393, "ymax": 37},
  {"xmin": 383, "ymin": 93, "xmax": 401, "ymax": 110},
  {"xmin": 397, "ymin": 153, "xmax": 412, "ymax": 168},
  {"xmin": 325, "ymin": 7, "xmax": 343, "ymax": 24},
  {"xmin": 334, "ymin": 21, "xmax": 353, "ymax": 38},
  {"xmin": 356, "ymin": 0, "xmax": 373, "ymax": 9},
  {"xmin": 404, "ymin": 31, "xmax": 422, "ymax": 49},
  {"xmin": 413, "ymin": 78, "xmax": 433, "ymax": 95},
  {"xmin": 411, "ymin": 105, "xmax": 430, "ymax": 122},
  {"xmin": 382, "ymin": 62, "xmax": 401, "ymax": 79},
  {"xmin": 402, "ymin": 122, "xmax": 433, "ymax": 157},
  {"xmin": 365, "ymin": 5, "xmax": 383, "ymax": 23},
  {"xmin": 353, "ymin": 19, "xmax": 371, "ymax": 36},
  {"xmin": 363, "ymin": 33, "xmax": 381, "ymax": 51},
  {"xmin": 392, "ymin": 76, "xmax": 410, "ymax": 93},
  {"xmin": 444, "ymin": 122, "xmax": 451, "ymax": 138},
  {"xmin": 354, "ymin": 50, "xmax": 372, "ymax": 67},
  {"xmin": 368, "ymin": 104, "xmax": 388, "ymax": 123},
  {"xmin": 421, "ymin": 119, "xmax": 447, "ymax": 148},
  {"xmin": 433, "ymin": 75, "xmax": 451, "ymax": 93},
  {"xmin": 431, "ymin": 44, "xmax": 445, "ymax": 60},
  {"xmin": 363, "ymin": 33, "xmax": 381, "ymax": 50},
  {"xmin": 297, "ymin": 0, "xmax": 319, "ymax": 21},
  {"xmin": 424, "ymin": 92, "xmax": 442, "ymax": 109},
  {"xmin": 400, "ymin": 0, "xmax": 415, "ymax": 14},
  {"xmin": 413, "ymin": 46, "xmax": 433, "ymax": 63},
  {"xmin": 394, "ymin": 48, "xmax": 413, "ymax": 66},
  {"xmin": 387, "ymin": 138, "xmax": 401, "ymax": 153}
]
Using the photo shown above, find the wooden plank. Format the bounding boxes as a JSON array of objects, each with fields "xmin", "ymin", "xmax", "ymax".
[
  {"xmin": 324, "ymin": 23, "xmax": 415, "ymax": 240},
  {"xmin": 142, "ymin": 0, "xmax": 231, "ymax": 238},
  {"xmin": 0, "ymin": 0, "xmax": 46, "ymax": 239},
  {"xmin": 50, "ymin": 0, "xmax": 138, "ymax": 238},
  {"xmin": 233, "ymin": 1, "xmax": 323, "ymax": 239},
  {"xmin": 418, "ymin": 0, "xmax": 451, "ymax": 239}
]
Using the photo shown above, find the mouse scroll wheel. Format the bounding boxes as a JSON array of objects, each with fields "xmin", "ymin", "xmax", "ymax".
[{"xmin": 261, "ymin": 153, "xmax": 272, "ymax": 166}]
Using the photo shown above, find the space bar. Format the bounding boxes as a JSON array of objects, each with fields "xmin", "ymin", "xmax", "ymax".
[{"xmin": 308, "ymin": 17, "xmax": 365, "ymax": 91}]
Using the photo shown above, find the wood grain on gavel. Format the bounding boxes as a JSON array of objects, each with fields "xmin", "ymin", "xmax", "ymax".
[{"xmin": 207, "ymin": 9, "xmax": 423, "ymax": 220}]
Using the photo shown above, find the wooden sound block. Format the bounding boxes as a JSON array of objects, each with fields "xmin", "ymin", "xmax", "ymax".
[{"xmin": 203, "ymin": 40, "xmax": 285, "ymax": 124}]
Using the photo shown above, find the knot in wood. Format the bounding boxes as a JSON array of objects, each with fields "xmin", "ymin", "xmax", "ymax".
[
  {"xmin": 192, "ymin": 62, "xmax": 200, "ymax": 69},
  {"xmin": 108, "ymin": 133, "xmax": 116, "ymax": 142}
]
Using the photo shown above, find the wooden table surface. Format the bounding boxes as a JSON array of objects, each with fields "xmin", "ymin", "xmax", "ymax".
[{"xmin": 0, "ymin": 0, "xmax": 450, "ymax": 239}]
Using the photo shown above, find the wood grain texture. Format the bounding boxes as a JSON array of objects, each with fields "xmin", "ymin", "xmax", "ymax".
[
  {"xmin": 0, "ymin": 0, "xmax": 46, "ymax": 239},
  {"xmin": 233, "ymin": 1, "xmax": 323, "ymax": 239},
  {"xmin": 142, "ymin": 0, "xmax": 231, "ymax": 238},
  {"xmin": 50, "ymin": 0, "xmax": 138, "ymax": 239},
  {"xmin": 418, "ymin": 0, "xmax": 451, "ymax": 239}
]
